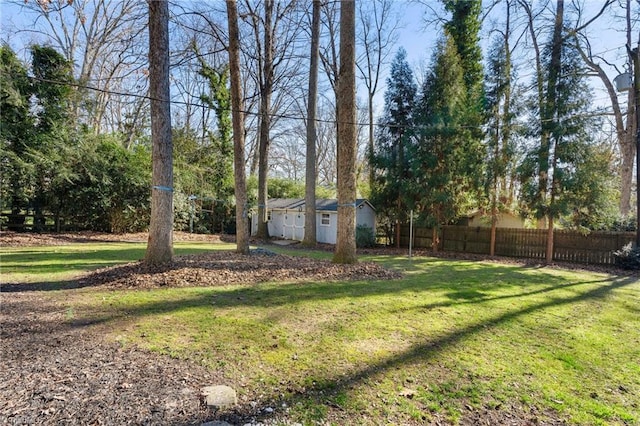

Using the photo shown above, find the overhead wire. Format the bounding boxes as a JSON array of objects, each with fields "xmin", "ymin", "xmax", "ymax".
[{"xmin": 28, "ymin": 74, "xmax": 625, "ymax": 133}]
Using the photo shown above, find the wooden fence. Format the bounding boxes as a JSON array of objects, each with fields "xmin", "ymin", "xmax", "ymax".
[
  {"xmin": 400, "ymin": 225, "xmax": 635, "ymax": 266},
  {"xmin": 1, "ymin": 213, "xmax": 70, "ymax": 232}
]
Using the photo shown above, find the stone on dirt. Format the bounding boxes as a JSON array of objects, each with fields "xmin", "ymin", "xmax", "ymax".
[{"xmin": 201, "ymin": 385, "xmax": 237, "ymax": 408}]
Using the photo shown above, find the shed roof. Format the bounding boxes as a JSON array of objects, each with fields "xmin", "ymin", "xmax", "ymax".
[{"xmin": 265, "ymin": 198, "xmax": 373, "ymax": 212}]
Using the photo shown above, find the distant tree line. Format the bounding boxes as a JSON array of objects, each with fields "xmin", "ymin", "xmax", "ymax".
[{"xmin": 371, "ymin": 0, "xmax": 620, "ymax": 258}]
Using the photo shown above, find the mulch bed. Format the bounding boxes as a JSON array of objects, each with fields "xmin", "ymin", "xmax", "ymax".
[
  {"xmin": 1, "ymin": 292, "xmax": 218, "ymax": 425},
  {"xmin": 1, "ymin": 232, "xmax": 575, "ymax": 425}
]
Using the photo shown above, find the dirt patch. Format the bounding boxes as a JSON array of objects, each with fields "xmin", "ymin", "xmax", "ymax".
[{"xmin": 0, "ymin": 292, "xmax": 219, "ymax": 425}]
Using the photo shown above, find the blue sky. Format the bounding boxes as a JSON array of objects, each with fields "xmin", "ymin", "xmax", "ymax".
[{"xmin": 0, "ymin": 0, "xmax": 632, "ymax": 116}]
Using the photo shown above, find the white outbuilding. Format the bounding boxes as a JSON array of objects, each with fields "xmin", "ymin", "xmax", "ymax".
[{"xmin": 250, "ymin": 198, "xmax": 376, "ymax": 244}]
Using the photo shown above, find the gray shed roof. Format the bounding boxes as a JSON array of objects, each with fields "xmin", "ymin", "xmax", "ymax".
[{"xmin": 265, "ymin": 198, "xmax": 373, "ymax": 212}]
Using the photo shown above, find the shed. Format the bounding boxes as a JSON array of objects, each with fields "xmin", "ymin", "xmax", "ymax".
[
  {"xmin": 251, "ymin": 198, "xmax": 376, "ymax": 244},
  {"xmin": 459, "ymin": 210, "xmax": 525, "ymax": 229}
]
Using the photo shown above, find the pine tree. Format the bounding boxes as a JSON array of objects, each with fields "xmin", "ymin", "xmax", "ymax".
[
  {"xmin": 370, "ymin": 47, "xmax": 417, "ymax": 246},
  {"xmin": 442, "ymin": 0, "xmax": 485, "ymax": 144},
  {"xmin": 411, "ymin": 34, "xmax": 478, "ymax": 251},
  {"xmin": 1, "ymin": 46, "xmax": 36, "ymax": 229},
  {"xmin": 519, "ymin": 22, "xmax": 614, "ymax": 245},
  {"xmin": 484, "ymin": 29, "xmax": 520, "ymax": 254}
]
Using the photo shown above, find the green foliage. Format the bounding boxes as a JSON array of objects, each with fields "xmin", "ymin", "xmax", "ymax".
[
  {"xmin": 194, "ymin": 46, "xmax": 234, "ymax": 202},
  {"xmin": 0, "ymin": 45, "xmax": 34, "ymax": 217},
  {"xmin": 29, "ymin": 45, "xmax": 75, "ymax": 131},
  {"xmin": 442, "ymin": 0, "xmax": 483, "ymax": 95},
  {"xmin": 410, "ymin": 34, "xmax": 481, "ymax": 232},
  {"xmin": 268, "ymin": 178, "xmax": 306, "ymax": 199},
  {"xmin": 442, "ymin": 0, "xmax": 485, "ymax": 145},
  {"xmin": 1, "ymin": 44, "xmax": 77, "ymax": 230},
  {"xmin": 172, "ymin": 124, "xmax": 234, "ymax": 234},
  {"xmin": 519, "ymin": 37, "xmax": 614, "ymax": 230},
  {"xmin": 170, "ymin": 51, "xmax": 236, "ymax": 234},
  {"xmin": 613, "ymin": 243, "xmax": 640, "ymax": 270},
  {"xmin": 52, "ymin": 135, "xmax": 151, "ymax": 232},
  {"xmin": 371, "ymin": 48, "xmax": 417, "ymax": 239},
  {"xmin": 316, "ymin": 186, "xmax": 336, "ymax": 200},
  {"xmin": 557, "ymin": 143, "xmax": 619, "ymax": 231},
  {"xmin": 483, "ymin": 34, "xmax": 521, "ymax": 215},
  {"xmin": 355, "ymin": 224, "xmax": 376, "ymax": 248}
]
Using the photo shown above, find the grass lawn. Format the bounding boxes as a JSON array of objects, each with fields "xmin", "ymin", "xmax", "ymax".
[
  {"xmin": 0, "ymin": 241, "xmax": 228, "ymax": 284},
  {"xmin": 3, "ymin": 242, "xmax": 639, "ymax": 425}
]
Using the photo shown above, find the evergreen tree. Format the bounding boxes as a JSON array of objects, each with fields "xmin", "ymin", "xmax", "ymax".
[
  {"xmin": 0, "ymin": 45, "xmax": 76, "ymax": 231},
  {"xmin": 0, "ymin": 46, "xmax": 34, "ymax": 227},
  {"xmin": 370, "ymin": 47, "xmax": 417, "ymax": 245},
  {"xmin": 519, "ymin": 31, "xmax": 614, "ymax": 238},
  {"xmin": 410, "ymin": 34, "xmax": 480, "ymax": 251},
  {"xmin": 442, "ymin": 0, "xmax": 485, "ymax": 143},
  {"xmin": 484, "ymin": 30, "xmax": 521, "ymax": 254},
  {"xmin": 443, "ymin": 0, "xmax": 483, "ymax": 94}
]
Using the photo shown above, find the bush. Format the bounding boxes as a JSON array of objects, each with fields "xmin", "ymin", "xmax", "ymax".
[
  {"xmin": 356, "ymin": 225, "xmax": 376, "ymax": 248},
  {"xmin": 613, "ymin": 243, "xmax": 640, "ymax": 270}
]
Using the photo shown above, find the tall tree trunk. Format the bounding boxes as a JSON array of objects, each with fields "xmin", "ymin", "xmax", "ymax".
[
  {"xmin": 368, "ymin": 92, "xmax": 375, "ymax": 189},
  {"xmin": 256, "ymin": 0, "xmax": 274, "ymax": 240},
  {"xmin": 544, "ymin": 0, "xmax": 564, "ymax": 264},
  {"xmin": 145, "ymin": 0, "xmax": 173, "ymax": 265},
  {"xmin": 626, "ymin": 0, "xmax": 638, "ymax": 218},
  {"xmin": 573, "ymin": 0, "xmax": 635, "ymax": 216},
  {"xmin": 491, "ymin": 0, "xmax": 513, "ymax": 257},
  {"xmin": 227, "ymin": 0, "xmax": 250, "ymax": 254},
  {"xmin": 333, "ymin": 0, "xmax": 357, "ymax": 264},
  {"xmin": 633, "ymin": 45, "xmax": 640, "ymax": 246},
  {"xmin": 303, "ymin": 0, "xmax": 321, "ymax": 247}
]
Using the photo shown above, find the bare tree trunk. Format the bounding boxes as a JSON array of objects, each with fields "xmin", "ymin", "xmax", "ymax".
[
  {"xmin": 144, "ymin": 0, "xmax": 173, "ymax": 265},
  {"xmin": 303, "ymin": 0, "xmax": 321, "ymax": 247},
  {"xmin": 256, "ymin": 0, "xmax": 274, "ymax": 240},
  {"xmin": 368, "ymin": 93, "xmax": 375, "ymax": 189},
  {"xmin": 573, "ymin": 0, "xmax": 635, "ymax": 216},
  {"xmin": 227, "ymin": 0, "xmax": 250, "ymax": 254},
  {"xmin": 432, "ymin": 226, "xmax": 439, "ymax": 253},
  {"xmin": 355, "ymin": 0, "xmax": 399, "ymax": 190},
  {"xmin": 333, "ymin": 0, "xmax": 357, "ymax": 264},
  {"xmin": 546, "ymin": 215, "xmax": 555, "ymax": 263},
  {"xmin": 633, "ymin": 44, "xmax": 640, "ymax": 247}
]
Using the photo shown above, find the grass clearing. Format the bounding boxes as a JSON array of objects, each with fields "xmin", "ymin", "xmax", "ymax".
[
  {"xmin": 0, "ymin": 241, "xmax": 235, "ymax": 283},
  {"xmin": 3, "ymin": 241, "xmax": 639, "ymax": 424}
]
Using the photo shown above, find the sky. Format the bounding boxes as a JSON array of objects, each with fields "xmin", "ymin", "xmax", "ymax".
[{"xmin": 0, "ymin": 0, "xmax": 633, "ymax": 117}]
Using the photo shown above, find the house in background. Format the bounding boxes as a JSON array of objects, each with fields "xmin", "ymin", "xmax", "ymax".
[
  {"xmin": 251, "ymin": 198, "xmax": 376, "ymax": 244},
  {"xmin": 458, "ymin": 210, "xmax": 526, "ymax": 229}
]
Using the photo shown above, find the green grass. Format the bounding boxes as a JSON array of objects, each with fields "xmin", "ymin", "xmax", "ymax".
[
  {"xmin": 0, "ymin": 241, "xmax": 234, "ymax": 283},
  {"xmin": 2, "ymin": 242, "xmax": 639, "ymax": 425}
]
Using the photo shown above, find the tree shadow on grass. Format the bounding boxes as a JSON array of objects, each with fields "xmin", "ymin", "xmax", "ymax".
[
  {"xmin": 32, "ymin": 257, "xmax": 630, "ymax": 335},
  {"xmin": 213, "ymin": 274, "xmax": 639, "ymax": 424},
  {"xmin": 4, "ymin": 252, "xmax": 638, "ymax": 424}
]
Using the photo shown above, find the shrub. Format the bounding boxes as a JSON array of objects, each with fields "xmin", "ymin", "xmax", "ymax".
[
  {"xmin": 613, "ymin": 242, "xmax": 640, "ymax": 270},
  {"xmin": 356, "ymin": 225, "xmax": 376, "ymax": 248}
]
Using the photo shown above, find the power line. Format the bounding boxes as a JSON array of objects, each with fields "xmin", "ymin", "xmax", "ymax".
[{"xmin": 28, "ymin": 75, "xmax": 620, "ymax": 133}]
